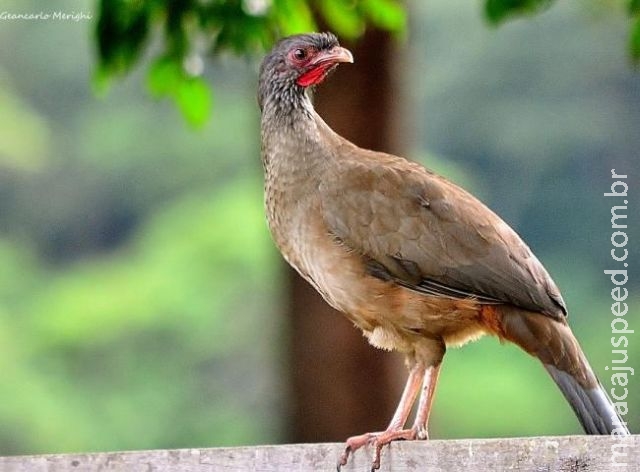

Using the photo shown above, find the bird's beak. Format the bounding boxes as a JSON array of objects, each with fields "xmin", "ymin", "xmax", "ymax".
[
  {"xmin": 296, "ymin": 46, "xmax": 353, "ymax": 87},
  {"xmin": 312, "ymin": 46, "xmax": 354, "ymax": 67}
]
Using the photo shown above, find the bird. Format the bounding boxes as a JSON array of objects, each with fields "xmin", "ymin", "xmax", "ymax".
[{"xmin": 257, "ymin": 32, "xmax": 630, "ymax": 470}]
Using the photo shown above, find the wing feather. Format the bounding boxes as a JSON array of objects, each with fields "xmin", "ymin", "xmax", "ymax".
[{"xmin": 320, "ymin": 147, "xmax": 566, "ymax": 319}]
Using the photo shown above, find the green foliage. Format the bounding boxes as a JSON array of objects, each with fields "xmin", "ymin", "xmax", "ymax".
[
  {"xmin": 175, "ymin": 76, "xmax": 212, "ymax": 127},
  {"xmin": 629, "ymin": 18, "xmax": 640, "ymax": 61},
  {"xmin": 95, "ymin": 0, "xmax": 406, "ymax": 125},
  {"xmin": 95, "ymin": 0, "xmax": 640, "ymax": 127},
  {"xmin": 96, "ymin": 0, "xmax": 154, "ymax": 75},
  {"xmin": 362, "ymin": 0, "xmax": 406, "ymax": 33},
  {"xmin": 272, "ymin": 0, "xmax": 316, "ymax": 36},
  {"xmin": 319, "ymin": 0, "xmax": 406, "ymax": 40},
  {"xmin": 320, "ymin": 0, "xmax": 365, "ymax": 39},
  {"xmin": 1, "ymin": 7, "xmax": 286, "ymax": 450},
  {"xmin": 632, "ymin": 9, "xmax": 640, "ymax": 61},
  {"xmin": 147, "ymin": 58, "xmax": 213, "ymax": 127},
  {"xmin": 484, "ymin": 0, "xmax": 555, "ymax": 24},
  {"xmin": 0, "ymin": 178, "xmax": 280, "ymax": 453}
]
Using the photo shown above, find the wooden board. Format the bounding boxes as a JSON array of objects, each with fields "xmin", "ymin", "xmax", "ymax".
[{"xmin": 1, "ymin": 435, "xmax": 638, "ymax": 471}]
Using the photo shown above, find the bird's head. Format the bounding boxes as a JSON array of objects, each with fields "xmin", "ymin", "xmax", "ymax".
[{"xmin": 258, "ymin": 32, "xmax": 353, "ymax": 111}]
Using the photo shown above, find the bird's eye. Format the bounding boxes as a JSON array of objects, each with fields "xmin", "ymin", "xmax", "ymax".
[{"xmin": 293, "ymin": 48, "xmax": 307, "ymax": 61}]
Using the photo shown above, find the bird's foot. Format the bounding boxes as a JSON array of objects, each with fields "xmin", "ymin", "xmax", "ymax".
[
  {"xmin": 337, "ymin": 427, "xmax": 425, "ymax": 471},
  {"xmin": 337, "ymin": 431, "xmax": 380, "ymax": 470}
]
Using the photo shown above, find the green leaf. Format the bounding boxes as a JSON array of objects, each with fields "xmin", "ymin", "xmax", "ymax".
[
  {"xmin": 485, "ymin": 0, "xmax": 555, "ymax": 25},
  {"xmin": 146, "ymin": 57, "xmax": 212, "ymax": 127},
  {"xmin": 175, "ymin": 77, "xmax": 212, "ymax": 128},
  {"xmin": 272, "ymin": 0, "xmax": 316, "ymax": 35},
  {"xmin": 147, "ymin": 57, "xmax": 183, "ymax": 98},
  {"xmin": 361, "ymin": 0, "xmax": 406, "ymax": 33},
  {"xmin": 631, "ymin": 0, "xmax": 640, "ymax": 16},
  {"xmin": 213, "ymin": 14, "xmax": 272, "ymax": 54},
  {"xmin": 96, "ymin": 0, "xmax": 151, "ymax": 75},
  {"xmin": 320, "ymin": 0, "xmax": 365, "ymax": 39},
  {"xmin": 631, "ymin": 17, "xmax": 640, "ymax": 61}
]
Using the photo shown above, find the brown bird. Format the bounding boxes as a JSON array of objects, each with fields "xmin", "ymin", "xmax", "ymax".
[{"xmin": 258, "ymin": 32, "xmax": 630, "ymax": 470}]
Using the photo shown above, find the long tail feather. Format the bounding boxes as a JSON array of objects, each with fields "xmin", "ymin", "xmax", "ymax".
[
  {"xmin": 497, "ymin": 308, "xmax": 630, "ymax": 435},
  {"xmin": 545, "ymin": 364, "xmax": 628, "ymax": 434}
]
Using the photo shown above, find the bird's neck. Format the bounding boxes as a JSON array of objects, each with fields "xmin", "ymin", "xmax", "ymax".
[
  {"xmin": 260, "ymin": 89, "xmax": 334, "ymax": 166},
  {"xmin": 260, "ymin": 87, "xmax": 315, "ymax": 129}
]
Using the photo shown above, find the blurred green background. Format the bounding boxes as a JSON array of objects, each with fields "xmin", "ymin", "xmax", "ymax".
[{"xmin": 0, "ymin": 0, "xmax": 638, "ymax": 455}]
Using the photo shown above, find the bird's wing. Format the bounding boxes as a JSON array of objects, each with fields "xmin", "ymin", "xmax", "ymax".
[{"xmin": 320, "ymin": 148, "xmax": 566, "ymax": 319}]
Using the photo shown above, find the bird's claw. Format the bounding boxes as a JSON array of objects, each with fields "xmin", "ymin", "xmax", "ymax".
[
  {"xmin": 337, "ymin": 427, "xmax": 422, "ymax": 471},
  {"xmin": 337, "ymin": 432, "xmax": 379, "ymax": 471}
]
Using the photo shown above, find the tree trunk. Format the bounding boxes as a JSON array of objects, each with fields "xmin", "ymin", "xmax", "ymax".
[{"xmin": 287, "ymin": 29, "xmax": 404, "ymax": 443}]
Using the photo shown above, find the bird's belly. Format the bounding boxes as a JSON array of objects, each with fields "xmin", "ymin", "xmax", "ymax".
[
  {"xmin": 272, "ymin": 210, "xmax": 387, "ymax": 323},
  {"xmin": 279, "ymin": 215, "xmax": 488, "ymax": 352}
]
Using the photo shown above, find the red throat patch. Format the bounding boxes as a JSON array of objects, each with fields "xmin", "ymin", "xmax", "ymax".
[{"xmin": 297, "ymin": 64, "xmax": 333, "ymax": 87}]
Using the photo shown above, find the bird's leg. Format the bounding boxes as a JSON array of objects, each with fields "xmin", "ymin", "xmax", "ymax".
[
  {"xmin": 410, "ymin": 362, "xmax": 441, "ymax": 439},
  {"xmin": 337, "ymin": 362, "xmax": 425, "ymax": 471},
  {"xmin": 368, "ymin": 362, "xmax": 442, "ymax": 470}
]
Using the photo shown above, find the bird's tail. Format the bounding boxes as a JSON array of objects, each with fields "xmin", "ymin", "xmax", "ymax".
[
  {"xmin": 495, "ymin": 308, "xmax": 630, "ymax": 435},
  {"xmin": 543, "ymin": 363, "xmax": 625, "ymax": 434}
]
